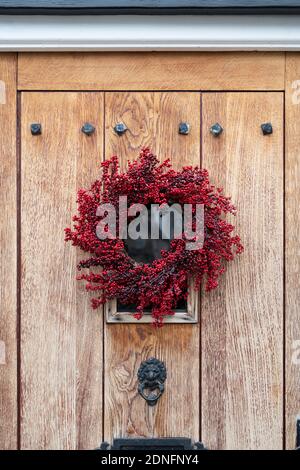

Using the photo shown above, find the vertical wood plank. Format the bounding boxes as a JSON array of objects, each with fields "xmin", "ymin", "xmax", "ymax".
[
  {"xmin": 285, "ymin": 54, "xmax": 300, "ymax": 450},
  {"xmin": 153, "ymin": 92, "xmax": 201, "ymax": 166},
  {"xmin": 0, "ymin": 53, "xmax": 17, "ymax": 450},
  {"xmin": 74, "ymin": 94, "xmax": 104, "ymax": 450},
  {"xmin": 105, "ymin": 92, "xmax": 154, "ymax": 164},
  {"xmin": 104, "ymin": 92, "xmax": 201, "ymax": 441},
  {"xmin": 21, "ymin": 92, "xmax": 103, "ymax": 449},
  {"xmin": 201, "ymin": 92, "xmax": 283, "ymax": 449}
]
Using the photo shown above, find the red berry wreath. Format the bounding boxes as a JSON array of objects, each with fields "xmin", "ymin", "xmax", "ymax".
[{"xmin": 65, "ymin": 148, "xmax": 243, "ymax": 326}]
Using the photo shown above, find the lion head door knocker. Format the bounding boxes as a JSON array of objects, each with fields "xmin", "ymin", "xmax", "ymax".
[{"xmin": 137, "ymin": 358, "xmax": 167, "ymax": 406}]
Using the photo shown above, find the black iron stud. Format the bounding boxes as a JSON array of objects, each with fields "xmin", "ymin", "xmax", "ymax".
[
  {"xmin": 81, "ymin": 122, "xmax": 95, "ymax": 136},
  {"xmin": 210, "ymin": 122, "xmax": 223, "ymax": 137},
  {"xmin": 179, "ymin": 122, "xmax": 190, "ymax": 135},
  {"xmin": 261, "ymin": 122, "xmax": 273, "ymax": 135},
  {"xmin": 137, "ymin": 357, "xmax": 166, "ymax": 407},
  {"xmin": 30, "ymin": 123, "xmax": 42, "ymax": 136},
  {"xmin": 114, "ymin": 122, "xmax": 128, "ymax": 136}
]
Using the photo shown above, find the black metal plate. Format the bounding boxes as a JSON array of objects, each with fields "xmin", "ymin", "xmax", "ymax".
[
  {"xmin": 110, "ymin": 438, "xmax": 196, "ymax": 450},
  {"xmin": 117, "ymin": 297, "xmax": 187, "ymax": 313}
]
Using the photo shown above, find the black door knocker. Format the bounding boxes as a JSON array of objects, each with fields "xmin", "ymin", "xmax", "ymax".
[{"xmin": 137, "ymin": 358, "xmax": 166, "ymax": 406}]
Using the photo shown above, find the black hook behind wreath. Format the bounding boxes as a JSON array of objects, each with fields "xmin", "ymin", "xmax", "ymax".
[{"xmin": 137, "ymin": 358, "xmax": 166, "ymax": 406}]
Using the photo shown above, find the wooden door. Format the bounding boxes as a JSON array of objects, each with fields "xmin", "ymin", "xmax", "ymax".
[
  {"xmin": 1, "ymin": 52, "xmax": 299, "ymax": 450},
  {"xmin": 19, "ymin": 90, "xmax": 283, "ymax": 450}
]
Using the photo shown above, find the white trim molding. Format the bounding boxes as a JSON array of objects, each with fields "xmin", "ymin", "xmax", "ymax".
[{"xmin": 1, "ymin": 14, "xmax": 300, "ymax": 51}]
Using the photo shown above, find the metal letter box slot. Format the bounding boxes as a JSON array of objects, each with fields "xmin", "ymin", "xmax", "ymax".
[
  {"xmin": 105, "ymin": 205, "xmax": 198, "ymax": 323},
  {"xmin": 99, "ymin": 438, "xmax": 206, "ymax": 450}
]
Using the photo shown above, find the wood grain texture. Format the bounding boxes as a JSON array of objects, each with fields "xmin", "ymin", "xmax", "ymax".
[
  {"xmin": 201, "ymin": 92, "xmax": 283, "ymax": 449},
  {"xmin": 105, "ymin": 92, "xmax": 154, "ymax": 163},
  {"xmin": 285, "ymin": 54, "xmax": 300, "ymax": 450},
  {"xmin": 0, "ymin": 53, "xmax": 17, "ymax": 450},
  {"xmin": 18, "ymin": 52, "xmax": 285, "ymax": 91},
  {"xmin": 21, "ymin": 92, "xmax": 103, "ymax": 449},
  {"xmin": 104, "ymin": 92, "xmax": 200, "ymax": 441}
]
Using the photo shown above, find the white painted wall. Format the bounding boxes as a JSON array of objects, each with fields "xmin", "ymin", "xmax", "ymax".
[{"xmin": 0, "ymin": 15, "xmax": 300, "ymax": 51}]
